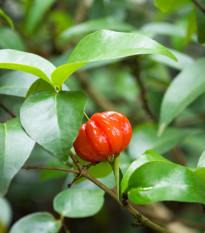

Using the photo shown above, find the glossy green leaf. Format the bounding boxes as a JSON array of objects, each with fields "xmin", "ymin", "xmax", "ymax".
[
  {"xmin": 25, "ymin": 0, "xmax": 56, "ymax": 35},
  {"xmin": 0, "ymin": 118, "xmax": 35, "ymax": 196},
  {"xmin": 59, "ymin": 17, "xmax": 134, "ymax": 43},
  {"xmin": 195, "ymin": 0, "xmax": 205, "ymax": 43},
  {"xmin": 128, "ymin": 124, "xmax": 189, "ymax": 159},
  {"xmin": 0, "ymin": 197, "xmax": 12, "ymax": 233},
  {"xmin": 51, "ymin": 29, "xmax": 177, "ymax": 87},
  {"xmin": 0, "ymin": 27, "xmax": 25, "ymax": 50},
  {"xmin": 9, "ymin": 212, "xmax": 61, "ymax": 233},
  {"xmin": 0, "ymin": 9, "xmax": 14, "ymax": 29},
  {"xmin": 25, "ymin": 79, "xmax": 55, "ymax": 99},
  {"xmin": 20, "ymin": 91, "xmax": 87, "ymax": 162},
  {"xmin": 121, "ymin": 150, "xmax": 205, "ymax": 204},
  {"xmin": 54, "ymin": 189, "xmax": 104, "ymax": 218},
  {"xmin": 194, "ymin": 167, "xmax": 205, "ymax": 186},
  {"xmin": 0, "ymin": 49, "xmax": 56, "ymax": 85},
  {"xmin": 0, "ymin": 71, "xmax": 37, "ymax": 97},
  {"xmin": 159, "ymin": 58, "xmax": 205, "ymax": 135}
]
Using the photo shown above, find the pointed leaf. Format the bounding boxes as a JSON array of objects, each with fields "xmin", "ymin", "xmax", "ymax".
[
  {"xmin": 51, "ymin": 29, "xmax": 177, "ymax": 87},
  {"xmin": 121, "ymin": 150, "xmax": 205, "ymax": 204},
  {"xmin": 0, "ymin": 49, "xmax": 56, "ymax": 85},
  {"xmin": 159, "ymin": 58, "xmax": 205, "ymax": 134},
  {"xmin": 54, "ymin": 189, "xmax": 104, "ymax": 218},
  {"xmin": 0, "ymin": 71, "xmax": 37, "ymax": 97},
  {"xmin": 20, "ymin": 91, "xmax": 87, "ymax": 162},
  {"xmin": 9, "ymin": 213, "xmax": 61, "ymax": 233},
  {"xmin": 0, "ymin": 118, "xmax": 35, "ymax": 196},
  {"xmin": 0, "ymin": 8, "xmax": 14, "ymax": 29}
]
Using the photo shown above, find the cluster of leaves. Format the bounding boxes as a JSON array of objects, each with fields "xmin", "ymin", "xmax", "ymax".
[{"xmin": 0, "ymin": 0, "xmax": 205, "ymax": 232}]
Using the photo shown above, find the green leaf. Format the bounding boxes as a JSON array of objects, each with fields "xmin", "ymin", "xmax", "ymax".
[
  {"xmin": 0, "ymin": 27, "xmax": 25, "ymax": 50},
  {"xmin": 128, "ymin": 124, "xmax": 189, "ymax": 159},
  {"xmin": 20, "ymin": 91, "xmax": 87, "ymax": 162},
  {"xmin": 0, "ymin": 118, "xmax": 35, "ymax": 196},
  {"xmin": 195, "ymin": 0, "xmax": 205, "ymax": 43},
  {"xmin": 9, "ymin": 212, "xmax": 61, "ymax": 233},
  {"xmin": 54, "ymin": 189, "xmax": 104, "ymax": 218},
  {"xmin": 0, "ymin": 71, "xmax": 37, "ymax": 97},
  {"xmin": 0, "ymin": 8, "xmax": 14, "ymax": 29},
  {"xmin": 25, "ymin": 79, "xmax": 55, "ymax": 99},
  {"xmin": 154, "ymin": 0, "xmax": 190, "ymax": 12},
  {"xmin": 0, "ymin": 49, "xmax": 56, "ymax": 85},
  {"xmin": 51, "ymin": 29, "xmax": 177, "ymax": 87},
  {"xmin": 121, "ymin": 150, "xmax": 205, "ymax": 204},
  {"xmin": 194, "ymin": 167, "xmax": 205, "ymax": 186},
  {"xmin": 185, "ymin": 8, "xmax": 197, "ymax": 44},
  {"xmin": 59, "ymin": 17, "xmax": 134, "ymax": 44},
  {"xmin": 159, "ymin": 58, "xmax": 205, "ymax": 135},
  {"xmin": 25, "ymin": 0, "xmax": 56, "ymax": 35},
  {"xmin": 0, "ymin": 197, "xmax": 12, "ymax": 233},
  {"xmin": 197, "ymin": 151, "xmax": 205, "ymax": 168}
]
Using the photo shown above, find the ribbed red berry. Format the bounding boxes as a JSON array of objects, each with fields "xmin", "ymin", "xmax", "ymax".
[{"xmin": 73, "ymin": 111, "xmax": 132, "ymax": 162}]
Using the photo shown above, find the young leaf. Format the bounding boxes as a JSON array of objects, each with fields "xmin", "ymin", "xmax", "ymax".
[
  {"xmin": 121, "ymin": 150, "xmax": 205, "ymax": 204},
  {"xmin": 0, "ymin": 71, "xmax": 37, "ymax": 97},
  {"xmin": 159, "ymin": 58, "xmax": 205, "ymax": 135},
  {"xmin": 24, "ymin": 0, "xmax": 56, "ymax": 35},
  {"xmin": 0, "ymin": 27, "xmax": 25, "ymax": 51},
  {"xmin": 59, "ymin": 17, "xmax": 134, "ymax": 44},
  {"xmin": 20, "ymin": 91, "xmax": 87, "ymax": 162},
  {"xmin": 128, "ymin": 124, "xmax": 190, "ymax": 159},
  {"xmin": 51, "ymin": 29, "xmax": 177, "ymax": 87},
  {"xmin": 9, "ymin": 213, "xmax": 61, "ymax": 233},
  {"xmin": 0, "ymin": 118, "xmax": 35, "ymax": 196},
  {"xmin": 54, "ymin": 189, "xmax": 104, "ymax": 218},
  {"xmin": 0, "ymin": 49, "xmax": 56, "ymax": 85}
]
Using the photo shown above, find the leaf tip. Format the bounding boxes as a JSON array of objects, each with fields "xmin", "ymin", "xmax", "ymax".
[{"xmin": 158, "ymin": 123, "xmax": 166, "ymax": 136}]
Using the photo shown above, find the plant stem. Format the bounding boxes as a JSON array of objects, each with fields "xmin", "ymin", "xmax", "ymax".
[
  {"xmin": 22, "ymin": 165, "xmax": 79, "ymax": 174},
  {"xmin": 83, "ymin": 111, "xmax": 90, "ymax": 121},
  {"xmin": 83, "ymin": 172, "xmax": 169, "ymax": 233},
  {"xmin": 191, "ymin": 0, "xmax": 205, "ymax": 13}
]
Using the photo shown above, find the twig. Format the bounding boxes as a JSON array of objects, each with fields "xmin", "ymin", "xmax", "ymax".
[
  {"xmin": 76, "ymin": 71, "xmax": 116, "ymax": 111},
  {"xmin": 84, "ymin": 172, "xmax": 169, "ymax": 233},
  {"xmin": 128, "ymin": 58, "xmax": 156, "ymax": 122},
  {"xmin": 69, "ymin": 151, "xmax": 83, "ymax": 170},
  {"xmin": 67, "ymin": 173, "xmax": 82, "ymax": 188},
  {"xmin": 0, "ymin": 102, "xmax": 16, "ymax": 118},
  {"xmin": 85, "ymin": 161, "xmax": 100, "ymax": 169},
  {"xmin": 191, "ymin": 0, "xmax": 205, "ymax": 13},
  {"xmin": 22, "ymin": 165, "xmax": 79, "ymax": 174}
]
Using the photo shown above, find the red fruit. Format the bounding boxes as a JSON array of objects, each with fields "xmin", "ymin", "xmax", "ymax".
[{"xmin": 73, "ymin": 111, "xmax": 132, "ymax": 162}]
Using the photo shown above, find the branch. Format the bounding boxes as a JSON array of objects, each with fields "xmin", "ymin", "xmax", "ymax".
[
  {"xmin": 0, "ymin": 102, "xmax": 16, "ymax": 118},
  {"xmin": 84, "ymin": 172, "xmax": 169, "ymax": 233},
  {"xmin": 191, "ymin": 0, "xmax": 205, "ymax": 13},
  {"xmin": 22, "ymin": 165, "xmax": 79, "ymax": 174},
  {"xmin": 127, "ymin": 58, "xmax": 156, "ymax": 122}
]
